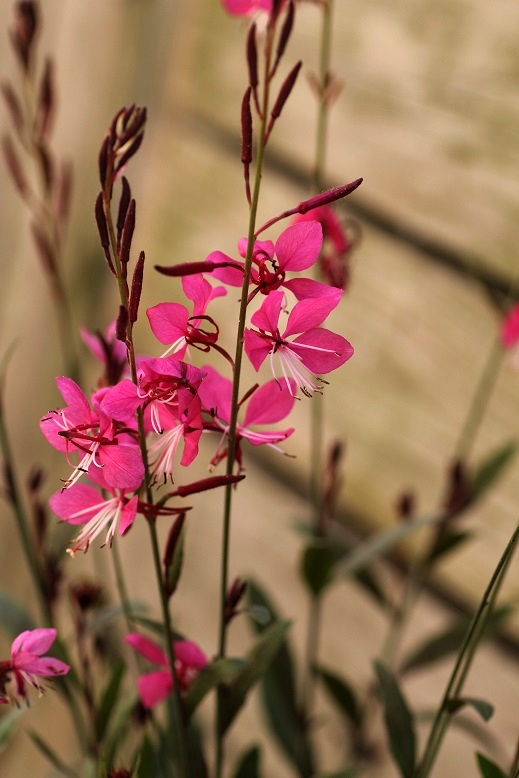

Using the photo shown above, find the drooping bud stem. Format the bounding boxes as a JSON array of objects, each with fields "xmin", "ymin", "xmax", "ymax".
[{"xmin": 256, "ymin": 177, "xmax": 363, "ymax": 236}]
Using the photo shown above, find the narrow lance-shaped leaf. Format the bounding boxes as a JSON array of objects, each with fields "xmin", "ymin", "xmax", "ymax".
[
  {"xmin": 476, "ymin": 753, "xmax": 507, "ymax": 778},
  {"xmin": 374, "ymin": 661, "xmax": 416, "ymax": 778},
  {"xmin": 469, "ymin": 442, "xmax": 516, "ymax": 503},
  {"xmin": 232, "ymin": 745, "xmax": 262, "ymax": 778},
  {"xmin": 247, "ymin": 580, "xmax": 314, "ymax": 776},
  {"xmin": 399, "ymin": 605, "xmax": 512, "ymax": 675},
  {"xmin": 447, "ymin": 696, "xmax": 494, "ymax": 722},
  {"xmin": 95, "ymin": 659, "xmax": 125, "ymax": 743},
  {"xmin": 219, "ymin": 619, "xmax": 291, "ymax": 735},
  {"xmin": 314, "ymin": 665, "xmax": 362, "ymax": 728},
  {"xmin": 300, "ymin": 542, "xmax": 336, "ymax": 597}
]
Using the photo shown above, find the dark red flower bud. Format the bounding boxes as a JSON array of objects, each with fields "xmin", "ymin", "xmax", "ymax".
[
  {"xmin": 116, "ymin": 177, "xmax": 132, "ymax": 247},
  {"xmin": 115, "ymin": 305, "xmax": 128, "ymax": 343},
  {"xmin": 0, "ymin": 83, "xmax": 24, "ymax": 136},
  {"xmin": 267, "ymin": 60, "xmax": 302, "ymax": 137},
  {"xmin": 246, "ymin": 24, "xmax": 258, "ymax": 90},
  {"xmin": 225, "ymin": 578, "xmax": 247, "ymax": 624},
  {"xmin": 10, "ymin": 1, "xmax": 38, "ymax": 71},
  {"xmin": 129, "ymin": 251, "xmax": 145, "ymax": 323},
  {"xmin": 36, "ymin": 58, "xmax": 54, "ymax": 140},
  {"xmin": 271, "ymin": 0, "xmax": 295, "ymax": 77},
  {"xmin": 120, "ymin": 199, "xmax": 136, "ymax": 266},
  {"xmin": 171, "ymin": 474, "xmax": 245, "ymax": 498}
]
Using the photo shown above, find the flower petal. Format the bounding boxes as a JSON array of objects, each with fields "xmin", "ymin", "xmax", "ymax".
[{"xmin": 275, "ymin": 221, "xmax": 322, "ymax": 272}]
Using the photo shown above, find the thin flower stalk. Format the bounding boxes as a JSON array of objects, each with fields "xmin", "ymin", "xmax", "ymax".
[
  {"xmin": 100, "ymin": 149, "xmax": 189, "ymax": 778},
  {"xmin": 216, "ymin": 15, "xmax": 278, "ymax": 778},
  {"xmin": 303, "ymin": 0, "xmax": 337, "ymax": 718},
  {"xmin": 416, "ymin": 521, "xmax": 519, "ymax": 778}
]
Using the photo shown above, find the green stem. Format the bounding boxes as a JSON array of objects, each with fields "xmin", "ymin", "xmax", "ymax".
[
  {"xmin": 313, "ymin": 0, "xmax": 333, "ymax": 192},
  {"xmin": 215, "ymin": 26, "xmax": 275, "ymax": 778},
  {"xmin": 454, "ymin": 337, "xmax": 504, "ymax": 462},
  {"xmin": 416, "ymin": 522, "xmax": 519, "ymax": 778},
  {"xmin": 103, "ymin": 191, "xmax": 188, "ymax": 778},
  {"xmin": 111, "ymin": 535, "xmax": 136, "ymax": 634},
  {"xmin": 303, "ymin": 0, "xmax": 334, "ymax": 719}
]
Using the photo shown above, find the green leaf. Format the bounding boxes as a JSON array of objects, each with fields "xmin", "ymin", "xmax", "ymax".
[
  {"xmin": 294, "ymin": 521, "xmax": 387, "ymax": 606},
  {"xmin": 219, "ymin": 620, "xmax": 291, "ymax": 735},
  {"xmin": 28, "ymin": 730, "xmax": 77, "ymax": 777},
  {"xmin": 400, "ymin": 606, "xmax": 511, "ymax": 675},
  {"xmin": 374, "ymin": 661, "xmax": 416, "ymax": 778},
  {"xmin": 185, "ymin": 658, "xmax": 243, "ymax": 718},
  {"xmin": 95, "ymin": 659, "xmax": 125, "ymax": 742},
  {"xmin": 0, "ymin": 591, "xmax": 34, "ymax": 638},
  {"xmin": 88, "ymin": 601, "xmax": 148, "ymax": 634},
  {"xmin": 476, "ymin": 752, "xmax": 507, "ymax": 778},
  {"xmin": 0, "ymin": 707, "xmax": 24, "ymax": 750},
  {"xmin": 427, "ymin": 529, "xmax": 473, "ymax": 564},
  {"xmin": 470, "ymin": 442, "xmax": 516, "ymax": 503},
  {"xmin": 300, "ymin": 543, "xmax": 336, "ymax": 596},
  {"xmin": 232, "ymin": 745, "xmax": 262, "ymax": 778},
  {"xmin": 314, "ymin": 665, "xmax": 362, "ymax": 727},
  {"xmin": 184, "ymin": 720, "xmax": 209, "ymax": 778},
  {"xmin": 447, "ymin": 696, "xmax": 494, "ymax": 722},
  {"xmin": 247, "ymin": 580, "xmax": 314, "ymax": 777}
]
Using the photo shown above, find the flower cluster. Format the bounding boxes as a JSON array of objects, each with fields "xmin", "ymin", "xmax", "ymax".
[
  {"xmin": 0, "ymin": 629, "xmax": 69, "ymax": 705},
  {"xmin": 41, "ymin": 217, "xmax": 353, "ymax": 554}
]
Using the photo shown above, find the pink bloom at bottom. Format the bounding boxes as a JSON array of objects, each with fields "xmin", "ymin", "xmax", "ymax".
[
  {"xmin": 0, "ymin": 628, "xmax": 69, "ymax": 704},
  {"xmin": 125, "ymin": 633, "xmax": 207, "ymax": 709}
]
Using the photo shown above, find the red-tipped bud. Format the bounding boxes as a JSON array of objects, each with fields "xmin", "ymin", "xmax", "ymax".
[
  {"xmin": 246, "ymin": 24, "xmax": 258, "ymax": 90},
  {"xmin": 116, "ymin": 177, "xmax": 131, "ymax": 246},
  {"xmin": 10, "ymin": 1, "xmax": 38, "ymax": 72},
  {"xmin": 396, "ymin": 491, "xmax": 415, "ymax": 521},
  {"xmin": 129, "ymin": 251, "xmax": 145, "ymax": 323},
  {"xmin": 241, "ymin": 87, "xmax": 253, "ymax": 166},
  {"xmin": 272, "ymin": 0, "xmax": 294, "ymax": 76},
  {"xmin": 115, "ymin": 305, "xmax": 128, "ymax": 343},
  {"xmin": 267, "ymin": 60, "xmax": 302, "ymax": 137},
  {"xmin": 36, "ymin": 58, "xmax": 54, "ymax": 140},
  {"xmin": 155, "ymin": 259, "xmax": 244, "ymax": 277},
  {"xmin": 443, "ymin": 458, "xmax": 470, "ymax": 516},
  {"xmin": 171, "ymin": 474, "xmax": 245, "ymax": 498},
  {"xmin": 98, "ymin": 134, "xmax": 111, "ymax": 190},
  {"xmin": 225, "ymin": 578, "xmax": 247, "ymax": 624},
  {"xmin": 120, "ymin": 198, "xmax": 136, "ymax": 266},
  {"xmin": 95, "ymin": 192, "xmax": 115, "ymax": 275},
  {"xmin": 296, "ymin": 178, "xmax": 363, "ymax": 214}
]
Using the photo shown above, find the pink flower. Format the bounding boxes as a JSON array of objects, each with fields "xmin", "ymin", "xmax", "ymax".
[
  {"xmin": 501, "ymin": 303, "xmax": 519, "ymax": 350},
  {"xmin": 147, "ymin": 275, "xmax": 226, "ymax": 360},
  {"xmin": 207, "ymin": 221, "xmax": 342, "ymax": 305},
  {"xmin": 80, "ymin": 320, "xmax": 128, "ymax": 386},
  {"xmin": 293, "ymin": 205, "xmax": 355, "ymax": 291},
  {"xmin": 147, "ymin": 395, "xmax": 204, "ymax": 483},
  {"xmin": 244, "ymin": 290, "xmax": 353, "ymax": 396},
  {"xmin": 222, "ymin": 0, "xmax": 272, "ymax": 16},
  {"xmin": 198, "ymin": 366, "xmax": 296, "ymax": 469},
  {"xmin": 125, "ymin": 633, "xmax": 207, "ymax": 709},
  {"xmin": 49, "ymin": 475, "xmax": 139, "ymax": 555},
  {"xmin": 100, "ymin": 357, "xmax": 206, "ymax": 436},
  {"xmin": 0, "ymin": 628, "xmax": 69, "ymax": 703},
  {"xmin": 40, "ymin": 377, "xmax": 144, "ymax": 491}
]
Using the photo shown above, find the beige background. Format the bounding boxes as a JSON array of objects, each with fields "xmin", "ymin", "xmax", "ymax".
[{"xmin": 1, "ymin": 1, "xmax": 519, "ymax": 775}]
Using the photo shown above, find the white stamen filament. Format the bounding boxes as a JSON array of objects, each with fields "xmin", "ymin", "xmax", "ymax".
[
  {"xmin": 68, "ymin": 497, "xmax": 122, "ymax": 554},
  {"xmin": 148, "ymin": 424, "xmax": 184, "ymax": 480}
]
